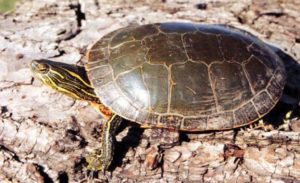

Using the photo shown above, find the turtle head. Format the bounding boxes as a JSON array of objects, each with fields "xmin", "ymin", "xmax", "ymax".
[{"xmin": 30, "ymin": 59, "xmax": 99, "ymax": 103}]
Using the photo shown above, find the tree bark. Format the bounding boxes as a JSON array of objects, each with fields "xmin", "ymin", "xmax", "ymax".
[{"xmin": 0, "ymin": 0, "xmax": 300, "ymax": 182}]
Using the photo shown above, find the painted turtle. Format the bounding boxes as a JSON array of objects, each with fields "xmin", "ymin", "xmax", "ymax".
[{"xmin": 30, "ymin": 22, "xmax": 286, "ymax": 171}]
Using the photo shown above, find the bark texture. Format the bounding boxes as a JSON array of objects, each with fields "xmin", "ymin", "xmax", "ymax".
[{"xmin": 0, "ymin": 0, "xmax": 300, "ymax": 182}]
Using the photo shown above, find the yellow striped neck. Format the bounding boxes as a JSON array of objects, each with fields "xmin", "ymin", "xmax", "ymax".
[{"xmin": 30, "ymin": 59, "xmax": 100, "ymax": 103}]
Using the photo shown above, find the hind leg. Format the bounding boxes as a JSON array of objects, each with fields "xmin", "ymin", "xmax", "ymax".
[
  {"xmin": 144, "ymin": 128, "xmax": 180, "ymax": 169},
  {"xmin": 148, "ymin": 128, "xmax": 180, "ymax": 148}
]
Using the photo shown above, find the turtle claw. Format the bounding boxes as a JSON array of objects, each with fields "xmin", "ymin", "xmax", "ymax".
[
  {"xmin": 278, "ymin": 110, "xmax": 293, "ymax": 131},
  {"xmin": 86, "ymin": 149, "xmax": 106, "ymax": 172},
  {"xmin": 86, "ymin": 169, "xmax": 109, "ymax": 183},
  {"xmin": 245, "ymin": 119, "xmax": 274, "ymax": 131}
]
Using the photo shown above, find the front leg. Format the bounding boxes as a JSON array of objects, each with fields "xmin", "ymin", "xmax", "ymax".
[{"xmin": 87, "ymin": 114, "xmax": 122, "ymax": 171}]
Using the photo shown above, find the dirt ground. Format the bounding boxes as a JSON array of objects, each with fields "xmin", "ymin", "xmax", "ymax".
[{"xmin": 0, "ymin": 0, "xmax": 300, "ymax": 182}]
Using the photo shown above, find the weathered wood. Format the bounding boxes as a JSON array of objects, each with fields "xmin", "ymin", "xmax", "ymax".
[{"xmin": 0, "ymin": 0, "xmax": 300, "ymax": 182}]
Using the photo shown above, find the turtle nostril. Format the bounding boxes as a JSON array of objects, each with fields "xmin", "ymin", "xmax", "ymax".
[
  {"xmin": 30, "ymin": 60, "xmax": 39, "ymax": 69},
  {"xmin": 30, "ymin": 60, "xmax": 39, "ymax": 72}
]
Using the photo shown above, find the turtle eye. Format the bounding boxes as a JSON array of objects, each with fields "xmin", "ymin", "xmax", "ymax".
[{"xmin": 36, "ymin": 63, "xmax": 50, "ymax": 73}]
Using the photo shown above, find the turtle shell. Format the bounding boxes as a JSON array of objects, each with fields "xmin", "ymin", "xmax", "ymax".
[{"xmin": 85, "ymin": 22, "xmax": 286, "ymax": 131}]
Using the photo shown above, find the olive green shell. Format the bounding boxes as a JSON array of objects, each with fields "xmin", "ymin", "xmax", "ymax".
[{"xmin": 85, "ymin": 22, "xmax": 286, "ymax": 131}]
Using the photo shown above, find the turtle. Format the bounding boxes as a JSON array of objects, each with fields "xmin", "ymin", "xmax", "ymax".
[{"xmin": 30, "ymin": 22, "xmax": 286, "ymax": 171}]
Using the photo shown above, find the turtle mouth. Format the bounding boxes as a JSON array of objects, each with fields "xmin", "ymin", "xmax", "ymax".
[{"xmin": 30, "ymin": 60, "xmax": 50, "ymax": 74}]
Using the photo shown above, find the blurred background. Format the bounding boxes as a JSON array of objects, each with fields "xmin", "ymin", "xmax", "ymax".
[{"xmin": 0, "ymin": 0, "xmax": 19, "ymax": 13}]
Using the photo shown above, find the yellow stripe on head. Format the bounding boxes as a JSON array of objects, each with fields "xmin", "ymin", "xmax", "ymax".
[
  {"xmin": 49, "ymin": 69, "xmax": 65, "ymax": 79},
  {"xmin": 61, "ymin": 68, "xmax": 92, "ymax": 88},
  {"xmin": 30, "ymin": 59, "xmax": 100, "ymax": 103},
  {"xmin": 44, "ymin": 75, "xmax": 80, "ymax": 99}
]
